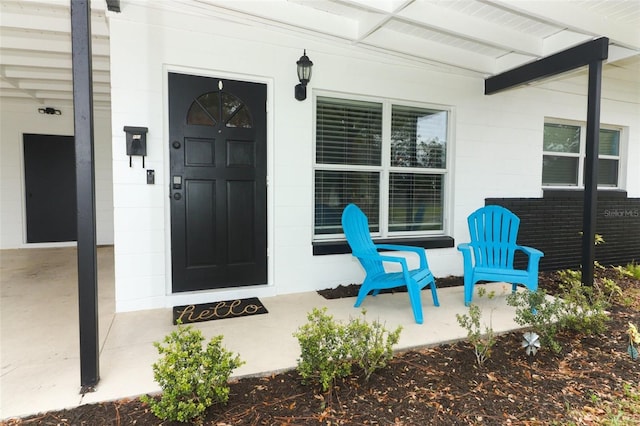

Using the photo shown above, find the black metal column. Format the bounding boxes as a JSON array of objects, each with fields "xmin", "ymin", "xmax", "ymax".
[
  {"xmin": 485, "ymin": 37, "xmax": 608, "ymax": 289},
  {"xmin": 71, "ymin": 0, "xmax": 100, "ymax": 389},
  {"xmin": 581, "ymin": 60, "xmax": 603, "ymax": 287}
]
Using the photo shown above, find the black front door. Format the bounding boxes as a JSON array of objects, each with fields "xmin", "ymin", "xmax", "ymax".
[
  {"xmin": 169, "ymin": 73, "xmax": 267, "ymax": 293},
  {"xmin": 23, "ymin": 134, "xmax": 77, "ymax": 243}
]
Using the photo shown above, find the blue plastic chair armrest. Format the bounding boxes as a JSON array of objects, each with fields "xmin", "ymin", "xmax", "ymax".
[
  {"xmin": 355, "ymin": 252, "xmax": 409, "ymax": 270},
  {"xmin": 457, "ymin": 243, "xmax": 471, "ymax": 252},
  {"xmin": 375, "ymin": 244, "xmax": 428, "ymax": 269},
  {"xmin": 516, "ymin": 245, "xmax": 544, "ymax": 257},
  {"xmin": 375, "ymin": 244, "xmax": 423, "ymax": 253}
]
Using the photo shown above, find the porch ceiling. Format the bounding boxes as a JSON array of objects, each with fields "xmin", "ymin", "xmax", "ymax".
[{"xmin": 1, "ymin": 0, "xmax": 639, "ymax": 109}]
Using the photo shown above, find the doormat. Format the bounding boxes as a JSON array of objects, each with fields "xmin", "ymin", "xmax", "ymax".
[{"xmin": 173, "ymin": 297, "xmax": 268, "ymax": 325}]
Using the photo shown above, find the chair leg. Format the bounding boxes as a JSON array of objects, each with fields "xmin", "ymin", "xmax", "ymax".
[
  {"xmin": 429, "ymin": 280, "xmax": 440, "ymax": 307},
  {"xmin": 354, "ymin": 281, "xmax": 372, "ymax": 308},
  {"xmin": 464, "ymin": 276, "xmax": 474, "ymax": 307},
  {"xmin": 407, "ymin": 284, "xmax": 424, "ymax": 324}
]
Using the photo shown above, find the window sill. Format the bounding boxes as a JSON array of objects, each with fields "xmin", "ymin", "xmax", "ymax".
[{"xmin": 312, "ymin": 236, "xmax": 455, "ymax": 256}]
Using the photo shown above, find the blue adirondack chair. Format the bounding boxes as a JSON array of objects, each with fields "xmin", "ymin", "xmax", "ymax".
[
  {"xmin": 341, "ymin": 203, "xmax": 440, "ymax": 324},
  {"xmin": 457, "ymin": 205, "xmax": 544, "ymax": 306}
]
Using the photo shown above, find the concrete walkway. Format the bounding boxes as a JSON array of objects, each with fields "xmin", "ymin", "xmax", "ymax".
[{"xmin": 0, "ymin": 246, "xmax": 525, "ymax": 420}]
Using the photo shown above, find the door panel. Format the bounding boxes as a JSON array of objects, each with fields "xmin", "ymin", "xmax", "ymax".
[
  {"xmin": 23, "ymin": 134, "xmax": 77, "ymax": 243},
  {"xmin": 169, "ymin": 73, "xmax": 267, "ymax": 292}
]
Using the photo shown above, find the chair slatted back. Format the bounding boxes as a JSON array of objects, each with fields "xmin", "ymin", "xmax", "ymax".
[
  {"xmin": 467, "ymin": 205, "xmax": 520, "ymax": 269},
  {"xmin": 342, "ymin": 204, "xmax": 385, "ymax": 276}
]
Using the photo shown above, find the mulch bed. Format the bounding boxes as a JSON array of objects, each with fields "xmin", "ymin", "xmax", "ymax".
[{"xmin": 4, "ymin": 270, "xmax": 639, "ymax": 425}]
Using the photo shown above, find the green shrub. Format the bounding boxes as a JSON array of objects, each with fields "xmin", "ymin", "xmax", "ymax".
[
  {"xmin": 456, "ymin": 287, "xmax": 497, "ymax": 366},
  {"xmin": 507, "ymin": 288, "xmax": 565, "ymax": 353},
  {"xmin": 141, "ymin": 324, "xmax": 244, "ymax": 423},
  {"xmin": 293, "ymin": 308, "xmax": 402, "ymax": 391},
  {"xmin": 293, "ymin": 308, "xmax": 353, "ymax": 392},
  {"xmin": 508, "ymin": 269, "xmax": 611, "ymax": 353},
  {"xmin": 557, "ymin": 270, "xmax": 610, "ymax": 335},
  {"xmin": 348, "ymin": 311, "xmax": 402, "ymax": 381},
  {"xmin": 623, "ymin": 262, "xmax": 640, "ymax": 279}
]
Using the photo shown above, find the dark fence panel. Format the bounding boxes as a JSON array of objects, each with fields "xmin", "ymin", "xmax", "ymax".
[{"xmin": 486, "ymin": 191, "xmax": 640, "ymax": 271}]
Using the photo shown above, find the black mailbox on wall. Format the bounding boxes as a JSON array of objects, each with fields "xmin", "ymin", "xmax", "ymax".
[{"xmin": 123, "ymin": 126, "xmax": 148, "ymax": 167}]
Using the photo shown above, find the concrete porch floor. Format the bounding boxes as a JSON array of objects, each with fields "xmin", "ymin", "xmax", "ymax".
[{"xmin": 1, "ymin": 246, "xmax": 526, "ymax": 420}]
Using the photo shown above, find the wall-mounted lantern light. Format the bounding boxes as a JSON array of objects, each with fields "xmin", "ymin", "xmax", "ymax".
[{"xmin": 295, "ymin": 49, "xmax": 313, "ymax": 101}]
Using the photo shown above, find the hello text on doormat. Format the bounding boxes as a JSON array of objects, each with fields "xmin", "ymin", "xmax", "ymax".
[{"xmin": 173, "ymin": 297, "xmax": 268, "ymax": 325}]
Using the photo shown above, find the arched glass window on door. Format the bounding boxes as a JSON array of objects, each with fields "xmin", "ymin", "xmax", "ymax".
[{"xmin": 186, "ymin": 91, "xmax": 253, "ymax": 128}]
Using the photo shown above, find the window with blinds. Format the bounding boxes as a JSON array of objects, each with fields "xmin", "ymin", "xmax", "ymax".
[
  {"xmin": 314, "ymin": 95, "xmax": 449, "ymax": 238},
  {"xmin": 542, "ymin": 121, "xmax": 621, "ymax": 188}
]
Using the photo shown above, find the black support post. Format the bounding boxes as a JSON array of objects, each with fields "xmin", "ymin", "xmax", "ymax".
[
  {"xmin": 485, "ymin": 37, "xmax": 608, "ymax": 289},
  {"xmin": 71, "ymin": 0, "xmax": 100, "ymax": 389},
  {"xmin": 581, "ymin": 60, "xmax": 603, "ymax": 287}
]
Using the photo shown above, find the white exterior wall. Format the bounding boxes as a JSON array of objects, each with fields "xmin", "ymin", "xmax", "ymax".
[
  {"xmin": 0, "ymin": 102, "xmax": 114, "ymax": 248},
  {"xmin": 108, "ymin": 5, "xmax": 640, "ymax": 312}
]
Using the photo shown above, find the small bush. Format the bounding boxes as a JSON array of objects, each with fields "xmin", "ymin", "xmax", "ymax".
[
  {"xmin": 141, "ymin": 324, "xmax": 244, "ymax": 423},
  {"xmin": 293, "ymin": 308, "xmax": 402, "ymax": 391},
  {"xmin": 456, "ymin": 287, "xmax": 497, "ymax": 366},
  {"xmin": 508, "ymin": 268, "xmax": 612, "ymax": 353},
  {"xmin": 507, "ymin": 288, "xmax": 565, "ymax": 353},
  {"xmin": 293, "ymin": 308, "xmax": 353, "ymax": 392},
  {"xmin": 557, "ymin": 270, "xmax": 610, "ymax": 335},
  {"xmin": 348, "ymin": 311, "xmax": 402, "ymax": 381},
  {"xmin": 623, "ymin": 262, "xmax": 640, "ymax": 279}
]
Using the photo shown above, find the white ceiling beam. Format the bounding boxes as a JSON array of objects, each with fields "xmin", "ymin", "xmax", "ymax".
[
  {"xmin": 33, "ymin": 91, "xmax": 111, "ymax": 102},
  {"xmin": 338, "ymin": 0, "xmax": 414, "ymax": 40},
  {"xmin": 542, "ymin": 30, "xmax": 593, "ymax": 56},
  {"xmin": 17, "ymin": 80, "xmax": 110, "ymax": 93},
  {"xmin": 338, "ymin": 0, "xmax": 408, "ymax": 14},
  {"xmin": 1, "ymin": 67, "xmax": 110, "ymax": 83},
  {"xmin": 355, "ymin": 11, "xmax": 392, "ymax": 41},
  {"xmin": 364, "ymin": 27, "xmax": 495, "ymax": 74},
  {"xmin": 0, "ymin": 88, "xmax": 34, "ymax": 98},
  {"xmin": 0, "ymin": 30, "xmax": 109, "ymax": 56},
  {"xmin": 0, "ymin": 2, "xmax": 109, "ymax": 37},
  {"xmin": 183, "ymin": 0, "xmax": 358, "ymax": 40},
  {"xmin": 396, "ymin": 1, "xmax": 543, "ymax": 56},
  {"xmin": 607, "ymin": 46, "xmax": 640, "ymax": 65},
  {"xmin": 0, "ymin": 50, "xmax": 110, "ymax": 71},
  {"xmin": 487, "ymin": 0, "xmax": 640, "ymax": 50},
  {"xmin": 495, "ymin": 52, "xmax": 537, "ymax": 74}
]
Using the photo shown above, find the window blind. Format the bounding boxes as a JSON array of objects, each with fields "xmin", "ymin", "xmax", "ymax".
[{"xmin": 316, "ymin": 97, "xmax": 382, "ymax": 166}]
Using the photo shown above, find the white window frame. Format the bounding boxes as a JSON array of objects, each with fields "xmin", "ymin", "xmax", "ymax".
[
  {"xmin": 542, "ymin": 118, "xmax": 625, "ymax": 190},
  {"xmin": 313, "ymin": 91, "xmax": 453, "ymax": 241}
]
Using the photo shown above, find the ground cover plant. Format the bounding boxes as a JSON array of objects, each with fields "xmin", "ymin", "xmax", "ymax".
[{"xmin": 4, "ymin": 265, "xmax": 640, "ymax": 425}]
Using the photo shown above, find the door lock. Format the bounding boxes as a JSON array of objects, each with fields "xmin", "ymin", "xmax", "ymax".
[{"xmin": 172, "ymin": 175, "xmax": 182, "ymax": 190}]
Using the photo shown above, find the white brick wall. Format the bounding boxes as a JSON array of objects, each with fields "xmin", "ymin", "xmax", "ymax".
[
  {"xmin": 104, "ymin": 4, "xmax": 638, "ymax": 311},
  {"xmin": 0, "ymin": 102, "xmax": 113, "ymax": 248}
]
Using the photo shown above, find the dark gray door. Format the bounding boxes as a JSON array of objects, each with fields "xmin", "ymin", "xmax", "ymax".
[
  {"xmin": 169, "ymin": 72, "xmax": 267, "ymax": 293},
  {"xmin": 23, "ymin": 134, "xmax": 77, "ymax": 243}
]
